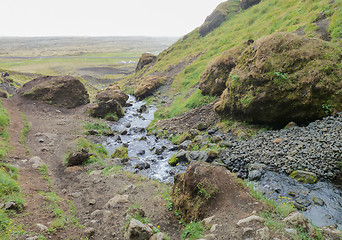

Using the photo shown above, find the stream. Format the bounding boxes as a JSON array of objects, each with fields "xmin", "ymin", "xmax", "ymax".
[{"xmin": 103, "ymin": 96, "xmax": 342, "ymax": 229}]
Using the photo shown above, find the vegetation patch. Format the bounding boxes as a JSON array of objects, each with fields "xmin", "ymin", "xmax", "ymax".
[
  {"xmin": 83, "ymin": 121, "xmax": 111, "ymax": 136},
  {"xmin": 20, "ymin": 113, "xmax": 30, "ymax": 154},
  {"xmin": 0, "ymin": 100, "xmax": 10, "ymax": 159},
  {"xmin": 111, "ymin": 146, "xmax": 128, "ymax": 159},
  {"xmin": 181, "ymin": 221, "xmax": 204, "ymax": 240}
]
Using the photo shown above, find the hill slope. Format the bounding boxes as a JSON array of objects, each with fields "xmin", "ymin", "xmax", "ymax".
[{"xmin": 122, "ymin": 0, "xmax": 342, "ymax": 123}]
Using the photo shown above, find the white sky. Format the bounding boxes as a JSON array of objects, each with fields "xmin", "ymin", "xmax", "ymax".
[{"xmin": 1, "ymin": 0, "xmax": 225, "ymax": 37}]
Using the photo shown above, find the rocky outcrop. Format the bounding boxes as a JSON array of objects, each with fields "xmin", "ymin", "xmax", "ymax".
[
  {"xmin": 89, "ymin": 85, "xmax": 128, "ymax": 121},
  {"xmin": 136, "ymin": 53, "xmax": 157, "ymax": 72},
  {"xmin": 200, "ymin": 44, "xmax": 248, "ymax": 96},
  {"xmin": 134, "ymin": 76, "xmax": 166, "ymax": 100},
  {"xmin": 198, "ymin": 1, "xmax": 231, "ymax": 37},
  {"xmin": 239, "ymin": 0, "xmax": 261, "ymax": 10},
  {"xmin": 19, "ymin": 75, "xmax": 89, "ymax": 108},
  {"xmin": 215, "ymin": 32, "xmax": 342, "ymax": 126}
]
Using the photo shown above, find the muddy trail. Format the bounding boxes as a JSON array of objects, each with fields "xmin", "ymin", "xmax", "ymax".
[{"xmin": 2, "ymin": 95, "xmax": 279, "ymax": 240}]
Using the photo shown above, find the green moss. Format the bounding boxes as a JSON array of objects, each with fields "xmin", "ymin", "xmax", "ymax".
[
  {"xmin": 168, "ymin": 155, "xmax": 179, "ymax": 167},
  {"xmin": 290, "ymin": 170, "xmax": 318, "ymax": 184},
  {"xmin": 111, "ymin": 146, "xmax": 128, "ymax": 159}
]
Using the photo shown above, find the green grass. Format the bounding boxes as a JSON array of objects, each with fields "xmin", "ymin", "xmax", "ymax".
[
  {"xmin": 65, "ymin": 137, "xmax": 108, "ymax": 166},
  {"xmin": 20, "ymin": 113, "xmax": 30, "ymax": 154},
  {"xmin": 83, "ymin": 121, "xmax": 111, "ymax": 135},
  {"xmin": 125, "ymin": 0, "xmax": 342, "ymax": 120},
  {"xmin": 181, "ymin": 221, "xmax": 204, "ymax": 240},
  {"xmin": 0, "ymin": 100, "xmax": 10, "ymax": 159}
]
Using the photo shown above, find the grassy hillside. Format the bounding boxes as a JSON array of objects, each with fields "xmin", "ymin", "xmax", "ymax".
[{"xmin": 124, "ymin": 0, "xmax": 342, "ymax": 120}]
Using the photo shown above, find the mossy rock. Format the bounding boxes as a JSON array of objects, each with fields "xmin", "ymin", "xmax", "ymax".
[
  {"xmin": 215, "ymin": 32, "xmax": 342, "ymax": 126},
  {"xmin": 19, "ymin": 76, "xmax": 90, "ymax": 108},
  {"xmin": 290, "ymin": 170, "xmax": 318, "ymax": 184},
  {"xmin": 134, "ymin": 76, "xmax": 166, "ymax": 100},
  {"xmin": 136, "ymin": 53, "xmax": 157, "ymax": 72},
  {"xmin": 111, "ymin": 146, "xmax": 128, "ymax": 159}
]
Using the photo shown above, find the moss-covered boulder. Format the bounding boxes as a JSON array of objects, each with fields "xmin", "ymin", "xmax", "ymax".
[
  {"xmin": 95, "ymin": 85, "xmax": 128, "ymax": 106},
  {"xmin": 88, "ymin": 99, "xmax": 124, "ymax": 121},
  {"xmin": 134, "ymin": 76, "xmax": 166, "ymax": 100},
  {"xmin": 135, "ymin": 53, "xmax": 157, "ymax": 72},
  {"xmin": 238, "ymin": 0, "xmax": 261, "ymax": 10},
  {"xmin": 290, "ymin": 170, "xmax": 318, "ymax": 184},
  {"xmin": 111, "ymin": 146, "xmax": 128, "ymax": 159},
  {"xmin": 19, "ymin": 76, "xmax": 89, "ymax": 108},
  {"xmin": 200, "ymin": 44, "xmax": 248, "ymax": 96},
  {"xmin": 215, "ymin": 32, "xmax": 342, "ymax": 126}
]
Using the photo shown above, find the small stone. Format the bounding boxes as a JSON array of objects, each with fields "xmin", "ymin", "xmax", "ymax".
[
  {"xmin": 120, "ymin": 129, "xmax": 128, "ymax": 135},
  {"xmin": 26, "ymin": 237, "xmax": 38, "ymax": 240},
  {"xmin": 256, "ymin": 227, "xmax": 270, "ymax": 240},
  {"xmin": 312, "ymin": 197, "xmax": 325, "ymax": 206},
  {"xmin": 210, "ymin": 224, "xmax": 218, "ymax": 232},
  {"xmin": 28, "ymin": 156, "xmax": 44, "ymax": 169},
  {"xmin": 272, "ymin": 138, "xmax": 282, "ymax": 144},
  {"xmin": 4, "ymin": 201, "xmax": 17, "ymax": 210},
  {"xmin": 202, "ymin": 215, "xmax": 215, "ymax": 225},
  {"xmin": 124, "ymin": 218, "xmax": 153, "ymax": 240},
  {"xmin": 70, "ymin": 192, "xmax": 82, "ymax": 198},
  {"xmin": 89, "ymin": 199, "xmax": 96, "ymax": 205},
  {"xmin": 150, "ymin": 232, "xmax": 166, "ymax": 240},
  {"xmin": 285, "ymin": 228, "xmax": 297, "ymax": 235},
  {"xmin": 104, "ymin": 195, "xmax": 129, "ymax": 209},
  {"xmin": 36, "ymin": 223, "xmax": 48, "ymax": 231},
  {"xmin": 237, "ymin": 215, "xmax": 265, "ymax": 226},
  {"xmin": 38, "ymin": 138, "xmax": 45, "ymax": 143}
]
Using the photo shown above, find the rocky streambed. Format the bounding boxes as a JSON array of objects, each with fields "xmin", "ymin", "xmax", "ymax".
[{"xmin": 103, "ymin": 96, "xmax": 342, "ymax": 230}]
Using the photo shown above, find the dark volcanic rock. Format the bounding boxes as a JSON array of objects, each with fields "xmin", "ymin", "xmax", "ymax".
[
  {"xmin": 19, "ymin": 75, "xmax": 90, "ymax": 108},
  {"xmin": 135, "ymin": 53, "xmax": 157, "ymax": 72}
]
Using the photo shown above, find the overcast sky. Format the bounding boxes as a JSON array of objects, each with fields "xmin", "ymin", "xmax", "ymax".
[{"xmin": 1, "ymin": 0, "xmax": 225, "ymax": 37}]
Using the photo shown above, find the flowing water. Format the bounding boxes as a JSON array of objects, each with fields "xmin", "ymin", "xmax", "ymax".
[{"xmin": 103, "ymin": 96, "xmax": 342, "ymax": 229}]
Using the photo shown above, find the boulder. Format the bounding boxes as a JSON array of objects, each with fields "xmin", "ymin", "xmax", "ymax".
[
  {"xmin": 171, "ymin": 162, "xmax": 221, "ymax": 221},
  {"xmin": 124, "ymin": 218, "xmax": 154, "ymax": 240},
  {"xmin": 136, "ymin": 53, "xmax": 157, "ymax": 72},
  {"xmin": 239, "ymin": 0, "xmax": 261, "ymax": 10},
  {"xmin": 215, "ymin": 32, "xmax": 342, "ymax": 126},
  {"xmin": 134, "ymin": 76, "xmax": 166, "ymax": 100},
  {"xmin": 19, "ymin": 76, "xmax": 89, "ymax": 108},
  {"xmin": 95, "ymin": 85, "xmax": 128, "ymax": 106},
  {"xmin": 200, "ymin": 45, "xmax": 247, "ymax": 96},
  {"xmin": 168, "ymin": 150, "xmax": 188, "ymax": 166},
  {"xmin": 283, "ymin": 212, "xmax": 314, "ymax": 235},
  {"xmin": 150, "ymin": 232, "xmax": 167, "ymax": 240},
  {"xmin": 290, "ymin": 170, "xmax": 318, "ymax": 184},
  {"xmin": 111, "ymin": 146, "xmax": 128, "ymax": 159},
  {"xmin": 88, "ymin": 99, "xmax": 124, "ymax": 120},
  {"xmin": 66, "ymin": 148, "xmax": 90, "ymax": 166}
]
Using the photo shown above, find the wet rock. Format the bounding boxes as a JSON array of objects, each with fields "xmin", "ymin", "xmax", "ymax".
[
  {"xmin": 168, "ymin": 150, "xmax": 189, "ymax": 166},
  {"xmin": 137, "ymin": 150, "xmax": 146, "ymax": 156},
  {"xmin": 294, "ymin": 197, "xmax": 311, "ymax": 210},
  {"xmin": 312, "ymin": 197, "xmax": 325, "ymax": 206},
  {"xmin": 290, "ymin": 170, "xmax": 318, "ymax": 184},
  {"xmin": 19, "ymin": 75, "xmax": 90, "ymax": 108},
  {"xmin": 138, "ymin": 104, "xmax": 147, "ymax": 113},
  {"xmin": 120, "ymin": 129, "xmax": 128, "ymax": 135},
  {"xmin": 135, "ymin": 162, "xmax": 150, "ymax": 170},
  {"xmin": 154, "ymin": 146, "xmax": 166, "ymax": 155},
  {"xmin": 66, "ymin": 148, "xmax": 90, "ymax": 166},
  {"xmin": 111, "ymin": 146, "xmax": 128, "ymax": 159},
  {"xmin": 248, "ymin": 170, "xmax": 263, "ymax": 181},
  {"xmin": 124, "ymin": 218, "xmax": 153, "ymax": 240},
  {"xmin": 125, "ymin": 123, "xmax": 131, "ymax": 128},
  {"xmin": 179, "ymin": 140, "xmax": 192, "ymax": 150}
]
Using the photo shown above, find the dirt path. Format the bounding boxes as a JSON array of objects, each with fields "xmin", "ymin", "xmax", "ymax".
[{"xmin": 2, "ymin": 94, "xmax": 291, "ymax": 240}]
